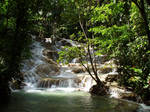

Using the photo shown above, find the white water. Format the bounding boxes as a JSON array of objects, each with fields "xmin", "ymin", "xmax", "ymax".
[
  {"xmin": 21, "ymin": 40, "xmax": 94, "ymax": 92},
  {"xmin": 22, "ymin": 41, "xmax": 45, "ymax": 90}
]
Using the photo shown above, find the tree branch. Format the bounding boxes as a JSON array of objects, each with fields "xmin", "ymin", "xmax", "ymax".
[{"xmin": 79, "ymin": 58, "xmax": 97, "ymax": 82}]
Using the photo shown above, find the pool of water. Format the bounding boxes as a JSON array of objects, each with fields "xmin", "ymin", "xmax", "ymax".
[{"xmin": 0, "ymin": 90, "xmax": 147, "ymax": 112}]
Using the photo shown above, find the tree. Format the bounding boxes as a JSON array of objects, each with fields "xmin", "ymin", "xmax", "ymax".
[
  {"xmin": 89, "ymin": 0, "xmax": 150, "ymax": 99},
  {"xmin": 58, "ymin": 0, "xmax": 108, "ymax": 95}
]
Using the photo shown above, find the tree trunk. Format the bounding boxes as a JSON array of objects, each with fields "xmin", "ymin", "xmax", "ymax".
[
  {"xmin": 132, "ymin": 0, "xmax": 150, "ymax": 45},
  {"xmin": 8, "ymin": 0, "xmax": 28, "ymax": 78},
  {"xmin": 139, "ymin": 0, "xmax": 150, "ymax": 45}
]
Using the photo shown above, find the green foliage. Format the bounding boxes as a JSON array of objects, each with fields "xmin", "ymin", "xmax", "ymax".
[
  {"xmin": 58, "ymin": 0, "xmax": 150, "ymax": 99},
  {"xmin": 58, "ymin": 46, "xmax": 82, "ymax": 64}
]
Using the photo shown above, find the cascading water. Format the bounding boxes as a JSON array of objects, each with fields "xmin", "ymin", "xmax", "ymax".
[
  {"xmin": 22, "ymin": 41, "xmax": 45, "ymax": 90},
  {"xmin": 21, "ymin": 39, "xmax": 94, "ymax": 92}
]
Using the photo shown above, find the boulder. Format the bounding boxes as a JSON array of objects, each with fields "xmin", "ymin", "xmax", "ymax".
[
  {"xmin": 89, "ymin": 84, "xmax": 109, "ymax": 96},
  {"xmin": 35, "ymin": 63, "xmax": 60, "ymax": 77}
]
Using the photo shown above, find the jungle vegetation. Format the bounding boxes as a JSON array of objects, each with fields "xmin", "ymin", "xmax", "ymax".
[{"xmin": 0, "ymin": 0, "xmax": 150, "ymax": 102}]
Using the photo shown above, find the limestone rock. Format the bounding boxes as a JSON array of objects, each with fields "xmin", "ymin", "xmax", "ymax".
[
  {"xmin": 37, "ymin": 78, "xmax": 81, "ymax": 88},
  {"xmin": 35, "ymin": 63, "xmax": 60, "ymax": 77},
  {"xmin": 37, "ymin": 78, "xmax": 60, "ymax": 88}
]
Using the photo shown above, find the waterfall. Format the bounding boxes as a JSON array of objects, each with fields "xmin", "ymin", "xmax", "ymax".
[
  {"xmin": 21, "ymin": 39, "xmax": 94, "ymax": 92},
  {"xmin": 21, "ymin": 41, "xmax": 45, "ymax": 90}
]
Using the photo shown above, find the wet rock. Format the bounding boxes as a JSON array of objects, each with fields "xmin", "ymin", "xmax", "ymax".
[
  {"xmin": 35, "ymin": 63, "xmax": 60, "ymax": 77},
  {"xmin": 42, "ymin": 49, "xmax": 58, "ymax": 60},
  {"xmin": 89, "ymin": 84, "xmax": 109, "ymax": 96},
  {"xmin": 68, "ymin": 63, "xmax": 81, "ymax": 67},
  {"xmin": 120, "ymin": 92, "xmax": 141, "ymax": 102},
  {"xmin": 37, "ymin": 78, "xmax": 60, "ymax": 88},
  {"xmin": 43, "ymin": 58, "xmax": 58, "ymax": 66},
  {"xmin": 37, "ymin": 78, "xmax": 81, "ymax": 88}
]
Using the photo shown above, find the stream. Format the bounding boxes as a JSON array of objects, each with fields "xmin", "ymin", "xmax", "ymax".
[{"xmin": 2, "ymin": 38, "xmax": 150, "ymax": 112}]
